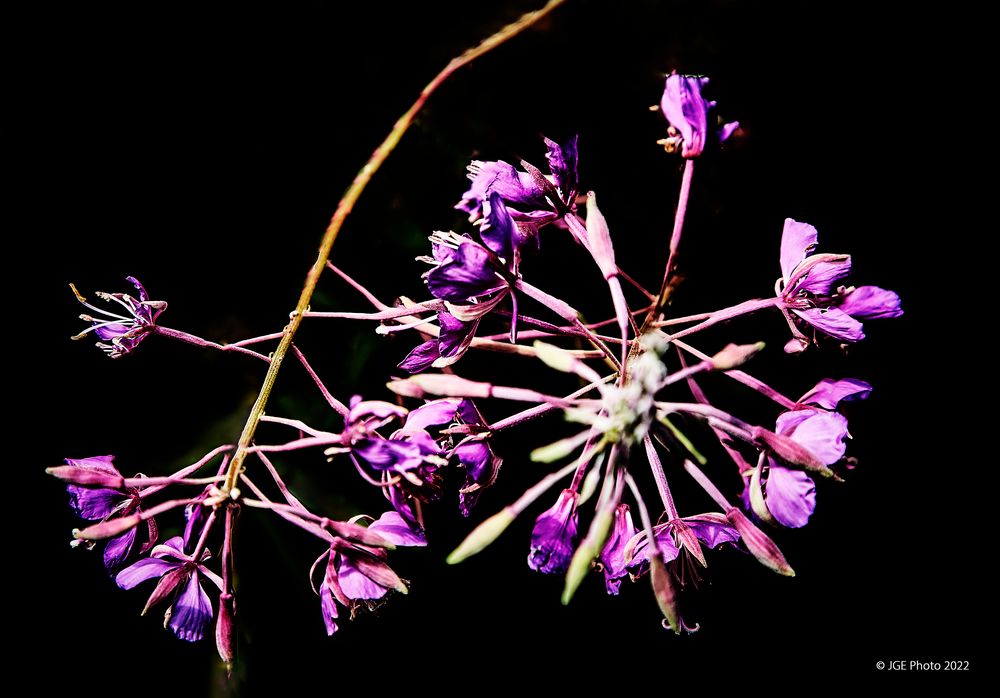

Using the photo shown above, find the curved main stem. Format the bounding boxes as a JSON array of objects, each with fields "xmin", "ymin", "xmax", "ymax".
[{"xmin": 221, "ymin": 0, "xmax": 568, "ymax": 493}]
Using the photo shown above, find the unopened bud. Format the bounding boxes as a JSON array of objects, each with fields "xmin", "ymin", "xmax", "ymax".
[
  {"xmin": 562, "ymin": 508, "xmax": 613, "ymax": 605},
  {"xmin": 75, "ymin": 514, "xmax": 141, "ymax": 541},
  {"xmin": 710, "ymin": 342, "xmax": 766, "ymax": 370},
  {"xmin": 447, "ymin": 508, "xmax": 516, "ymax": 564},
  {"xmin": 216, "ymin": 592, "xmax": 235, "ymax": 675},
  {"xmin": 650, "ymin": 554, "xmax": 681, "ymax": 634},
  {"xmin": 46, "ymin": 466, "xmax": 124, "ymax": 489},
  {"xmin": 726, "ymin": 508, "xmax": 794, "ymax": 576},
  {"xmin": 752, "ymin": 427, "xmax": 836, "ymax": 478},
  {"xmin": 323, "ymin": 519, "xmax": 396, "ymax": 550},
  {"xmin": 387, "ymin": 374, "xmax": 492, "ymax": 399}
]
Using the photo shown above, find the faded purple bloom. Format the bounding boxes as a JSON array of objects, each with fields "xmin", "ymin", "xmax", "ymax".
[
  {"xmin": 627, "ymin": 514, "xmax": 740, "ymax": 572},
  {"xmin": 528, "ymin": 489, "xmax": 580, "ymax": 574},
  {"xmin": 61, "ymin": 455, "xmax": 155, "ymax": 571},
  {"xmin": 317, "ymin": 511, "xmax": 425, "ymax": 634},
  {"xmin": 777, "ymin": 219, "xmax": 902, "ymax": 352},
  {"xmin": 659, "ymin": 74, "xmax": 738, "ymax": 158},
  {"xmin": 339, "ymin": 396, "xmax": 441, "ymax": 476},
  {"xmin": 116, "ymin": 536, "xmax": 223, "ymax": 642},
  {"xmin": 386, "ymin": 398, "xmax": 502, "ymax": 518},
  {"xmin": 457, "ymin": 135, "xmax": 579, "ymax": 257},
  {"xmin": 746, "ymin": 378, "xmax": 869, "ymax": 527},
  {"xmin": 600, "ymin": 503, "xmax": 638, "ymax": 595},
  {"xmin": 71, "ymin": 276, "xmax": 165, "ymax": 358}
]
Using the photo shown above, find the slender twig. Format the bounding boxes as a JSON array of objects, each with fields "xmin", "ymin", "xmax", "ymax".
[{"xmin": 220, "ymin": 0, "xmax": 569, "ymax": 493}]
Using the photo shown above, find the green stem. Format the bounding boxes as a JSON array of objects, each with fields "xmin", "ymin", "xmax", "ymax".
[{"xmin": 221, "ymin": 0, "xmax": 569, "ymax": 493}]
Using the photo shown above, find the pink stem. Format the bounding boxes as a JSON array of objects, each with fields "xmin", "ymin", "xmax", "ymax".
[
  {"xmin": 227, "ymin": 332, "xmax": 285, "ymax": 347},
  {"xmin": 292, "ymin": 345, "xmax": 349, "ymax": 415},
  {"xmin": 658, "ymin": 297, "xmax": 779, "ymax": 341},
  {"xmin": 254, "ymin": 451, "xmax": 307, "ymax": 510},
  {"xmin": 326, "ymin": 261, "xmax": 390, "ymax": 310},
  {"xmin": 644, "ymin": 434, "xmax": 679, "ymax": 519},
  {"xmin": 487, "ymin": 375, "xmax": 614, "ymax": 432},
  {"xmin": 154, "ymin": 326, "xmax": 271, "ymax": 362},
  {"xmin": 673, "ymin": 339, "xmax": 796, "ymax": 409},
  {"xmin": 683, "ymin": 460, "xmax": 733, "ymax": 510},
  {"xmin": 138, "ymin": 445, "xmax": 232, "ymax": 498}
]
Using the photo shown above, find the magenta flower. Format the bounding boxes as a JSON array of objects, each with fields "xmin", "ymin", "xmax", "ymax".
[
  {"xmin": 659, "ymin": 74, "xmax": 738, "ymax": 158},
  {"xmin": 386, "ymin": 398, "xmax": 502, "ymax": 519},
  {"xmin": 398, "ymin": 310, "xmax": 478, "ymax": 374},
  {"xmin": 116, "ymin": 536, "xmax": 223, "ymax": 642},
  {"xmin": 528, "ymin": 489, "xmax": 580, "ymax": 574},
  {"xmin": 57, "ymin": 455, "xmax": 156, "ymax": 572},
  {"xmin": 400, "ymin": 230, "xmax": 516, "ymax": 372},
  {"xmin": 777, "ymin": 219, "xmax": 902, "ymax": 352},
  {"xmin": 599, "ymin": 503, "xmax": 638, "ymax": 595},
  {"xmin": 317, "ymin": 511, "xmax": 426, "ymax": 635},
  {"xmin": 626, "ymin": 514, "xmax": 740, "ymax": 573},
  {"xmin": 71, "ymin": 276, "xmax": 165, "ymax": 358},
  {"xmin": 457, "ymin": 135, "xmax": 579, "ymax": 256},
  {"xmin": 746, "ymin": 378, "xmax": 871, "ymax": 527}
]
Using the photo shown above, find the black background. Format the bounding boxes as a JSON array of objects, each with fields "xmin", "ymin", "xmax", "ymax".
[{"xmin": 15, "ymin": 1, "xmax": 978, "ymax": 693}]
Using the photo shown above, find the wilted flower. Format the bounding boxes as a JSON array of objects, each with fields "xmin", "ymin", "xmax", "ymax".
[
  {"xmin": 457, "ymin": 135, "xmax": 579, "ymax": 257},
  {"xmin": 71, "ymin": 276, "xmax": 165, "ymax": 358},
  {"xmin": 626, "ymin": 513, "xmax": 740, "ymax": 575}
]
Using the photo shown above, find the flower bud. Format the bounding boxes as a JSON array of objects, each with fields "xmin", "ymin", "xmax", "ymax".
[
  {"xmin": 46, "ymin": 466, "xmax": 124, "ymax": 489},
  {"xmin": 726, "ymin": 508, "xmax": 794, "ymax": 576},
  {"xmin": 74, "ymin": 514, "xmax": 141, "ymax": 541},
  {"xmin": 447, "ymin": 508, "xmax": 516, "ymax": 564},
  {"xmin": 710, "ymin": 342, "xmax": 766, "ymax": 371}
]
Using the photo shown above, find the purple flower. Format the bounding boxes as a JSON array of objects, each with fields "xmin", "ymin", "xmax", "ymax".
[
  {"xmin": 387, "ymin": 398, "xmax": 502, "ymax": 519},
  {"xmin": 457, "ymin": 135, "xmax": 579, "ymax": 256},
  {"xmin": 528, "ymin": 489, "xmax": 580, "ymax": 574},
  {"xmin": 659, "ymin": 74, "xmax": 738, "ymax": 158},
  {"xmin": 317, "ymin": 511, "xmax": 425, "ymax": 635},
  {"xmin": 398, "ymin": 310, "xmax": 478, "ymax": 374},
  {"xmin": 777, "ymin": 219, "xmax": 902, "ymax": 352},
  {"xmin": 59, "ymin": 455, "xmax": 155, "ymax": 571},
  {"xmin": 746, "ymin": 378, "xmax": 870, "ymax": 527},
  {"xmin": 116, "ymin": 536, "xmax": 223, "ymax": 642},
  {"xmin": 400, "ymin": 231, "xmax": 516, "ymax": 372},
  {"xmin": 626, "ymin": 514, "xmax": 740, "ymax": 573},
  {"xmin": 71, "ymin": 276, "xmax": 165, "ymax": 358},
  {"xmin": 599, "ymin": 503, "xmax": 638, "ymax": 595}
]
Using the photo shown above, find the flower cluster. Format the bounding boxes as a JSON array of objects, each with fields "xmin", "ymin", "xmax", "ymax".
[{"xmin": 51, "ymin": 53, "xmax": 901, "ymax": 678}]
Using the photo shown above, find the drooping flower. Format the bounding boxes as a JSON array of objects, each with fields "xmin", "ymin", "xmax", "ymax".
[
  {"xmin": 745, "ymin": 378, "xmax": 871, "ymax": 527},
  {"xmin": 385, "ymin": 398, "xmax": 502, "ymax": 521},
  {"xmin": 54, "ymin": 455, "xmax": 156, "ymax": 572},
  {"xmin": 398, "ymin": 310, "xmax": 478, "ymax": 374},
  {"xmin": 71, "ymin": 276, "xmax": 166, "ymax": 358},
  {"xmin": 599, "ymin": 503, "xmax": 639, "ymax": 595},
  {"xmin": 400, "ymin": 230, "xmax": 517, "ymax": 372},
  {"xmin": 777, "ymin": 219, "xmax": 902, "ymax": 352},
  {"xmin": 457, "ymin": 135, "xmax": 579, "ymax": 256},
  {"xmin": 658, "ymin": 74, "xmax": 739, "ymax": 158},
  {"xmin": 116, "ymin": 536, "xmax": 223, "ymax": 642},
  {"xmin": 528, "ymin": 489, "xmax": 580, "ymax": 574},
  {"xmin": 626, "ymin": 513, "xmax": 740, "ymax": 575},
  {"xmin": 317, "ymin": 511, "xmax": 426, "ymax": 635}
]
